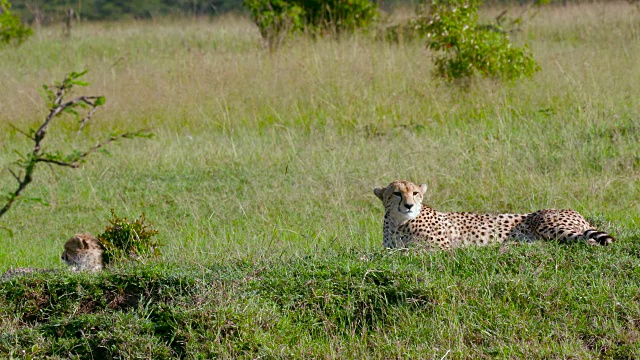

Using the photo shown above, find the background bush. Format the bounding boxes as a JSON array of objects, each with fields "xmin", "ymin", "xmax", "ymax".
[
  {"xmin": 425, "ymin": 0, "xmax": 540, "ymax": 81},
  {"xmin": 244, "ymin": 0, "xmax": 304, "ymax": 49},
  {"xmin": 0, "ymin": 0, "xmax": 32, "ymax": 46},
  {"xmin": 245, "ymin": 0, "xmax": 378, "ymax": 48}
]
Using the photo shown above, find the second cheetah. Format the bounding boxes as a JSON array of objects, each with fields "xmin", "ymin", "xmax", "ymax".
[
  {"xmin": 61, "ymin": 233, "xmax": 104, "ymax": 272},
  {"xmin": 374, "ymin": 180, "xmax": 614, "ymax": 250},
  {"xmin": 2, "ymin": 233, "xmax": 104, "ymax": 281}
]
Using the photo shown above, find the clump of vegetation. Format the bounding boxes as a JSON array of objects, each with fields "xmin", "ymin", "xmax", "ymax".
[
  {"xmin": 244, "ymin": 0, "xmax": 378, "ymax": 49},
  {"xmin": 424, "ymin": 0, "xmax": 540, "ymax": 81},
  {"xmin": 98, "ymin": 210, "xmax": 161, "ymax": 265},
  {"xmin": 0, "ymin": 0, "xmax": 32, "ymax": 46}
]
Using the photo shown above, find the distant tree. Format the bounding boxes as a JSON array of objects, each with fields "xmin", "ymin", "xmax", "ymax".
[
  {"xmin": 0, "ymin": 0, "xmax": 32, "ymax": 46},
  {"xmin": 245, "ymin": 0, "xmax": 378, "ymax": 50}
]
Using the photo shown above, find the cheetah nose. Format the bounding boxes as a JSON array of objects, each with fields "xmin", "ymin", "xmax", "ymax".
[{"xmin": 404, "ymin": 203, "xmax": 414, "ymax": 210}]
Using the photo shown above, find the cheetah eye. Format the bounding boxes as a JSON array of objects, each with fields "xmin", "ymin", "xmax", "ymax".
[
  {"xmin": 393, "ymin": 192, "xmax": 402, "ymax": 197},
  {"xmin": 413, "ymin": 192, "xmax": 419, "ymax": 196}
]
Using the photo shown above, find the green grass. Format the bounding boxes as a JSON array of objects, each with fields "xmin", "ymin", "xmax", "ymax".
[
  {"xmin": 2, "ymin": 240, "xmax": 640, "ymax": 358},
  {"xmin": 1, "ymin": 2, "xmax": 640, "ymax": 357}
]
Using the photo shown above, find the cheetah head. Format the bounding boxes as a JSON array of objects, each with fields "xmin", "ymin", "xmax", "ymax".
[
  {"xmin": 61, "ymin": 233, "xmax": 104, "ymax": 272},
  {"xmin": 374, "ymin": 180, "xmax": 427, "ymax": 224}
]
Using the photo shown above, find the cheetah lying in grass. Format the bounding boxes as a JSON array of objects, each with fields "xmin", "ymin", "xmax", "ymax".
[
  {"xmin": 60, "ymin": 233, "xmax": 104, "ymax": 272},
  {"xmin": 374, "ymin": 180, "xmax": 614, "ymax": 250},
  {"xmin": 1, "ymin": 233, "xmax": 103, "ymax": 281}
]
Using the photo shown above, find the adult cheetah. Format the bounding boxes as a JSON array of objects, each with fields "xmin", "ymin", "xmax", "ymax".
[{"xmin": 374, "ymin": 180, "xmax": 614, "ymax": 250}]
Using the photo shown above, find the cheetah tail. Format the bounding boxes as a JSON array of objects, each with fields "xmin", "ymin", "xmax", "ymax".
[{"xmin": 583, "ymin": 229, "xmax": 615, "ymax": 246}]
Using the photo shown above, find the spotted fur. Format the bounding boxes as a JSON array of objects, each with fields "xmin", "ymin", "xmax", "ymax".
[
  {"xmin": 0, "ymin": 268, "xmax": 56, "ymax": 281},
  {"xmin": 374, "ymin": 180, "xmax": 615, "ymax": 250}
]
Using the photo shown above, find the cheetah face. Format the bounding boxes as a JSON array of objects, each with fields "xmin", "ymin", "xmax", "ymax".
[
  {"xmin": 374, "ymin": 180, "xmax": 427, "ymax": 224},
  {"xmin": 61, "ymin": 234, "xmax": 103, "ymax": 271},
  {"xmin": 61, "ymin": 235, "xmax": 87, "ymax": 267}
]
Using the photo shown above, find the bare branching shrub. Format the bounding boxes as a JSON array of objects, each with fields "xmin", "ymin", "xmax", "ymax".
[{"xmin": 0, "ymin": 70, "xmax": 152, "ymax": 220}]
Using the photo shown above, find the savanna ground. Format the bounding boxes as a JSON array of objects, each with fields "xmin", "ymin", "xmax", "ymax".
[{"xmin": 0, "ymin": 2, "xmax": 639, "ymax": 358}]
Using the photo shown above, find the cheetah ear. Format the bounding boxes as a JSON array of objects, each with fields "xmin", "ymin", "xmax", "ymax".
[
  {"xmin": 69, "ymin": 236, "xmax": 82, "ymax": 247},
  {"xmin": 419, "ymin": 184, "xmax": 427, "ymax": 195},
  {"xmin": 81, "ymin": 238, "xmax": 90, "ymax": 249},
  {"xmin": 373, "ymin": 187, "xmax": 385, "ymax": 200}
]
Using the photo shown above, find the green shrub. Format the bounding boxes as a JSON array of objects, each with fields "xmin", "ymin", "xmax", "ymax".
[
  {"xmin": 297, "ymin": 0, "xmax": 378, "ymax": 34},
  {"xmin": 98, "ymin": 210, "xmax": 161, "ymax": 265},
  {"xmin": 0, "ymin": 0, "xmax": 32, "ymax": 46},
  {"xmin": 244, "ymin": 0, "xmax": 378, "ymax": 49},
  {"xmin": 425, "ymin": 0, "xmax": 540, "ymax": 81},
  {"xmin": 244, "ymin": 0, "xmax": 304, "ymax": 50}
]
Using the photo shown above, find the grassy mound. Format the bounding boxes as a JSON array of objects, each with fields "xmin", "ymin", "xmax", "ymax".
[{"xmin": 2, "ymin": 231, "xmax": 640, "ymax": 358}]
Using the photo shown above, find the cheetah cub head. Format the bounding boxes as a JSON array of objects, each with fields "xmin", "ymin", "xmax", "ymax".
[
  {"xmin": 61, "ymin": 233, "xmax": 104, "ymax": 272},
  {"xmin": 374, "ymin": 180, "xmax": 427, "ymax": 224}
]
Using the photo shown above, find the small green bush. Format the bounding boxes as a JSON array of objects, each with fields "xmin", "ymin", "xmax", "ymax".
[
  {"xmin": 98, "ymin": 210, "xmax": 161, "ymax": 265},
  {"xmin": 425, "ymin": 0, "xmax": 540, "ymax": 81},
  {"xmin": 0, "ymin": 0, "xmax": 32, "ymax": 46}
]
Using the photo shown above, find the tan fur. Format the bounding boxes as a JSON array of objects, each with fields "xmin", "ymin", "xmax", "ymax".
[
  {"xmin": 1, "ymin": 233, "xmax": 104, "ymax": 281},
  {"xmin": 61, "ymin": 233, "xmax": 104, "ymax": 272},
  {"xmin": 374, "ymin": 180, "xmax": 615, "ymax": 250}
]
